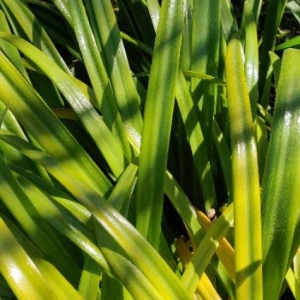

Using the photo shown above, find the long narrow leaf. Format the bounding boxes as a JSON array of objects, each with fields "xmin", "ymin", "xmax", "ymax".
[
  {"xmin": 136, "ymin": 0, "xmax": 184, "ymax": 248},
  {"xmin": 241, "ymin": 1, "xmax": 259, "ymax": 119},
  {"xmin": 0, "ymin": 10, "xmax": 29, "ymax": 79},
  {"xmin": 90, "ymin": 0, "xmax": 143, "ymax": 135},
  {"xmin": 176, "ymin": 70, "xmax": 217, "ymax": 212},
  {"xmin": 190, "ymin": 0, "xmax": 221, "ymax": 144},
  {"xmin": 0, "ymin": 0, "xmax": 70, "ymax": 73},
  {"xmin": 261, "ymin": 48, "xmax": 300, "ymax": 299},
  {"xmin": 226, "ymin": 36, "xmax": 262, "ymax": 300},
  {"xmin": 78, "ymin": 256, "xmax": 101, "ymax": 300},
  {"xmin": 67, "ymin": 0, "xmax": 132, "ymax": 160},
  {"xmin": 164, "ymin": 171, "xmax": 203, "ymax": 244},
  {"xmin": 0, "ymin": 217, "xmax": 58, "ymax": 300},
  {"xmin": 180, "ymin": 203, "xmax": 234, "ymax": 297},
  {"xmin": 259, "ymin": 0, "xmax": 288, "ymax": 93}
]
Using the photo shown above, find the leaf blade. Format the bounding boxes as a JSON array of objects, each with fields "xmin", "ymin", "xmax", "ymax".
[
  {"xmin": 136, "ymin": 0, "xmax": 184, "ymax": 248},
  {"xmin": 225, "ymin": 36, "xmax": 262, "ymax": 300}
]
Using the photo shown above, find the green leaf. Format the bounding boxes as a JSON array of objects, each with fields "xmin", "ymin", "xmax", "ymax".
[
  {"xmin": 259, "ymin": 0, "xmax": 288, "ymax": 93},
  {"xmin": 78, "ymin": 256, "xmax": 101, "ymax": 300},
  {"xmin": 190, "ymin": 0, "xmax": 221, "ymax": 141},
  {"xmin": 262, "ymin": 48, "xmax": 300, "ymax": 299},
  {"xmin": 90, "ymin": 0, "xmax": 143, "ymax": 135},
  {"xmin": 275, "ymin": 35, "xmax": 300, "ymax": 51},
  {"xmin": 108, "ymin": 163, "xmax": 138, "ymax": 216},
  {"xmin": 176, "ymin": 70, "xmax": 217, "ymax": 211},
  {"xmin": 136, "ymin": 0, "xmax": 184, "ymax": 248},
  {"xmin": 241, "ymin": 1, "xmax": 259, "ymax": 119},
  {"xmin": 164, "ymin": 171, "xmax": 203, "ymax": 243},
  {"xmin": 121, "ymin": 0, "xmax": 155, "ymax": 46},
  {"xmin": 67, "ymin": 0, "xmax": 132, "ymax": 160},
  {"xmin": 0, "ymin": 217, "xmax": 58, "ymax": 300},
  {"xmin": 226, "ymin": 36, "xmax": 262, "ymax": 300},
  {"xmin": 0, "ymin": 10, "xmax": 29, "ymax": 79},
  {"xmin": 182, "ymin": 70, "xmax": 225, "ymax": 85},
  {"xmin": 0, "ymin": 0, "xmax": 70, "ymax": 73},
  {"xmin": 180, "ymin": 203, "xmax": 234, "ymax": 297},
  {"xmin": 246, "ymin": 0, "xmax": 263, "ymax": 24},
  {"xmin": 212, "ymin": 119, "xmax": 233, "ymax": 202}
]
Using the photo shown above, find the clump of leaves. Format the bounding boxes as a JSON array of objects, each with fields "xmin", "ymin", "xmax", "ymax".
[{"xmin": 0, "ymin": 0, "xmax": 299, "ymax": 299}]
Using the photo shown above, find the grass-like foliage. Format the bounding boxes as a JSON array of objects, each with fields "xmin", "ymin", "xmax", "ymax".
[{"xmin": 0, "ymin": 0, "xmax": 300, "ymax": 299}]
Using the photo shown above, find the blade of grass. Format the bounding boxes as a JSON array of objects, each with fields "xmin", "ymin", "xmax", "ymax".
[
  {"xmin": 25, "ymin": 1, "xmax": 81, "ymax": 60},
  {"xmin": 120, "ymin": 31, "xmax": 153, "ymax": 56},
  {"xmin": 285, "ymin": 267, "xmax": 299, "ymax": 299},
  {"xmin": 35, "ymin": 259, "xmax": 84, "ymax": 300},
  {"xmin": 226, "ymin": 36, "xmax": 262, "ymax": 300},
  {"xmin": 9, "ymin": 162, "xmax": 91, "ymax": 224},
  {"xmin": 0, "ymin": 11, "xmax": 40, "ymax": 173},
  {"xmin": 189, "ymin": 0, "xmax": 221, "ymax": 210},
  {"xmin": 256, "ymin": 116, "xmax": 268, "ymax": 182},
  {"xmin": 176, "ymin": 237, "xmax": 222, "ymax": 299},
  {"xmin": 0, "ymin": 103, "xmax": 9, "ymax": 126},
  {"xmin": 180, "ymin": 0, "xmax": 192, "ymax": 70},
  {"xmin": 50, "ymin": 0, "xmax": 71, "ymax": 25},
  {"xmin": 136, "ymin": 0, "xmax": 184, "ymax": 248},
  {"xmin": 107, "ymin": 163, "xmax": 138, "ymax": 216},
  {"xmin": 183, "ymin": 70, "xmax": 225, "ymax": 85},
  {"xmin": 13, "ymin": 157, "xmax": 167, "ymax": 300},
  {"xmin": 190, "ymin": 0, "xmax": 221, "ymax": 80},
  {"xmin": 261, "ymin": 48, "xmax": 300, "ymax": 299},
  {"xmin": 101, "ymin": 273, "xmax": 124, "ymax": 300}
]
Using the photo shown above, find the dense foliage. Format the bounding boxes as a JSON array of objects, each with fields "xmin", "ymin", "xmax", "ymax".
[{"xmin": 0, "ymin": 0, "xmax": 300, "ymax": 299}]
